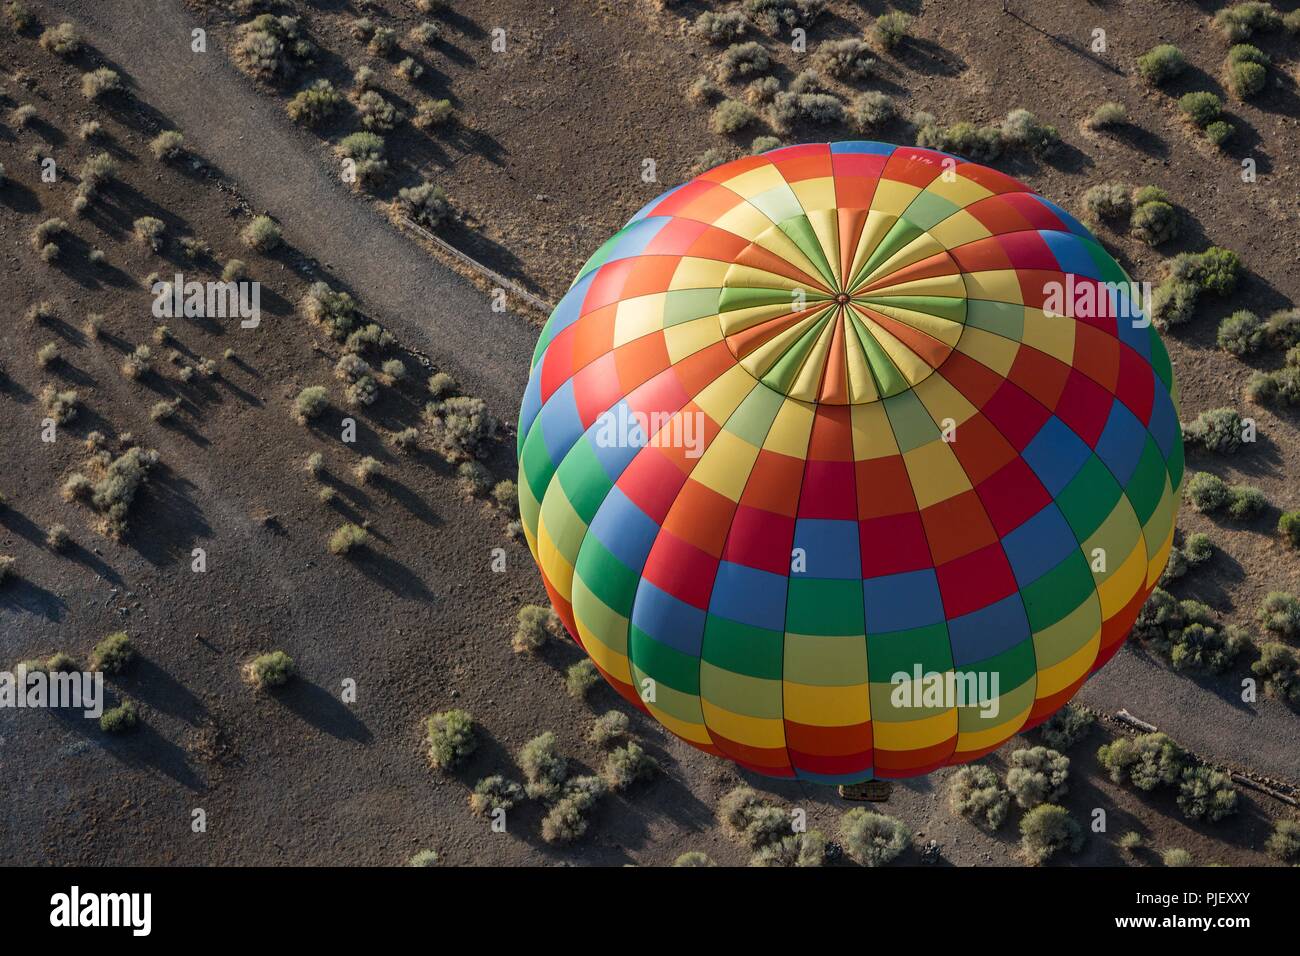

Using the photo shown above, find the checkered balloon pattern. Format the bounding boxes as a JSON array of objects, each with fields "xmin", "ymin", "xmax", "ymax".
[{"xmin": 518, "ymin": 142, "xmax": 1182, "ymax": 783}]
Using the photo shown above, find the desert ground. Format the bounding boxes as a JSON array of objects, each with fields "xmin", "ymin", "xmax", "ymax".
[{"xmin": 1, "ymin": 0, "xmax": 1298, "ymax": 867}]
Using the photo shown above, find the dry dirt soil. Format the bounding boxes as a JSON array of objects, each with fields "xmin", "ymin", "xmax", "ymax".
[{"xmin": 0, "ymin": 0, "xmax": 1297, "ymax": 867}]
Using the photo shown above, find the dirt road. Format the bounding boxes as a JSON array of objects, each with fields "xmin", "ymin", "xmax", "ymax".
[{"xmin": 57, "ymin": 0, "xmax": 536, "ymax": 420}]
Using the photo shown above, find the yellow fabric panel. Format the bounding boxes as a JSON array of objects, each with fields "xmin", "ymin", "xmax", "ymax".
[
  {"xmin": 718, "ymin": 300, "xmax": 801, "ymax": 336},
  {"xmin": 910, "ymin": 370, "xmax": 979, "ymax": 427},
  {"xmin": 954, "ymin": 702, "xmax": 1033, "ymax": 753},
  {"xmin": 711, "ymin": 200, "xmax": 781, "ymax": 244},
  {"xmin": 956, "ymin": 325, "xmax": 1021, "ymax": 376},
  {"xmin": 723, "ymin": 263, "xmax": 806, "ymax": 292},
  {"xmin": 693, "ymin": 364, "xmax": 755, "ymax": 425},
  {"xmin": 1146, "ymin": 519, "xmax": 1176, "ymax": 589},
  {"xmin": 791, "ymin": 178, "xmax": 838, "ymax": 218},
  {"xmin": 740, "ymin": 310, "xmax": 827, "ymax": 379},
  {"xmin": 1037, "ymin": 630, "xmax": 1100, "ymax": 698},
  {"xmin": 612, "ymin": 292, "xmax": 667, "ymax": 347},
  {"xmin": 924, "ymin": 174, "xmax": 994, "ymax": 209},
  {"xmin": 851, "ymin": 401, "xmax": 900, "ymax": 459},
  {"xmin": 664, "ymin": 315, "xmax": 723, "ymax": 363},
  {"xmin": 535, "ymin": 511, "xmax": 577, "ymax": 605},
  {"xmin": 690, "ymin": 429, "xmax": 761, "ymax": 501},
  {"xmin": 872, "ymin": 707, "xmax": 957, "ymax": 749},
  {"xmin": 669, "ymin": 256, "xmax": 733, "ymax": 290},
  {"xmin": 928, "ymin": 209, "xmax": 992, "ymax": 248},
  {"xmin": 848, "ymin": 211, "xmax": 898, "ymax": 281},
  {"xmin": 871, "ymin": 180, "xmax": 923, "ymax": 217},
  {"xmin": 1021, "ymin": 308, "xmax": 1076, "ymax": 364},
  {"xmin": 903, "ymin": 438, "xmax": 973, "ymax": 508},
  {"xmin": 721, "ymin": 163, "xmax": 790, "ymax": 198},
  {"xmin": 866, "ymin": 272, "xmax": 967, "ymax": 300},
  {"xmin": 866, "ymin": 301, "xmax": 964, "ymax": 346},
  {"xmin": 652, "ymin": 706, "xmax": 714, "ymax": 747},
  {"xmin": 701, "ymin": 699, "xmax": 787, "ymax": 749},
  {"xmin": 571, "ymin": 576, "xmax": 632, "ymax": 684},
  {"xmin": 783, "ymin": 680, "xmax": 871, "ymax": 726},
  {"xmin": 963, "ymin": 269, "xmax": 1026, "ymax": 304},
  {"xmin": 846, "ymin": 329, "xmax": 880, "ymax": 403},
  {"xmin": 858, "ymin": 313, "xmax": 932, "ymax": 384},
  {"xmin": 762, "ymin": 397, "xmax": 816, "ymax": 457},
  {"xmin": 1098, "ymin": 537, "xmax": 1148, "ymax": 618},
  {"xmin": 804, "ymin": 206, "xmax": 842, "ymax": 287},
  {"xmin": 858, "ymin": 232, "xmax": 949, "ymax": 288},
  {"xmin": 787, "ymin": 313, "xmax": 838, "ymax": 401}
]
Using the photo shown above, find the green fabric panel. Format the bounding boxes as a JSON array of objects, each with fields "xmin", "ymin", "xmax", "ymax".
[
  {"xmin": 556, "ymin": 438, "xmax": 613, "ymax": 525},
  {"xmin": 1056, "ymin": 455, "xmax": 1122, "ymax": 541},
  {"xmin": 701, "ymin": 615, "xmax": 784, "ymax": 680},
  {"xmin": 1126, "ymin": 437, "xmax": 1168, "ymax": 526},
  {"xmin": 629, "ymin": 626, "xmax": 700, "ymax": 695},
  {"xmin": 866, "ymin": 622, "xmax": 954, "ymax": 677},
  {"xmin": 882, "ymin": 388, "xmax": 941, "ymax": 452},
  {"xmin": 786, "ymin": 578, "xmax": 865, "ymax": 636},
  {"xmin": 575, "ymin": 536, "xmax": 641, "ymax": 617},
  {"xmin": 1020, "ymin": 551, "xmax": 1095, "ymax": 632}
]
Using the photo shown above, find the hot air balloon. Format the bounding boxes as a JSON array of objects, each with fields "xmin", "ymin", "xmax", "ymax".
[{"xmin": 517, "ymin": 142, "xmax": 1182, "ymax": 784}]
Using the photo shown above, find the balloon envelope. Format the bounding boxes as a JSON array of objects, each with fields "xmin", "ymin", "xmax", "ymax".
[{"xmin": 518, "ymin": 142, "xmax": 1182, "ymax": 783}]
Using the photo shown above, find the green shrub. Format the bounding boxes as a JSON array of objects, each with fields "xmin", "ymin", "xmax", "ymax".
[
  {"xmin": 1118, "ymin": 831, "xmax": 1144, "ymax": 852},
  {"xmin": 1204, "ymin": 120, "xmax": 1234, "ymax": 148},
  {"xmin": 674, "ymin": 851, "xmax": 716, "ymax": 866},
  {"xmin": 719, "ymin": 786, "xmax": 788, "ymax": 847},
  {"xmin": 90, "ymin": 632, "xmax": 135, "ymax": 674},
  {"xmin": 1171, "ymin": 622, "xmax": 1248, "ymax": 673},
  {"xmin": 849, "ymin": 91, "xmax": 894, "ymax": 131},
  {"xmin": 1279, "ymin": 511, "xmax": 1300, "ymax": 548},
  {"xmin": 694, "ymin": 10, "xmax": 748, "ymax": 43},
  {"xmin": 710, "ymin": 98, "xmax": 756, "ymax": 135},
  {"xmin": 815, "ymin": 38, "xmax": 874, "ymax": 79},
  {"xmin": 565, "ymin": 659, "xmax": 600, "ymax": 700},
  {"xmin": 513, "ymin": 604, "xmax": 557, "ymax": 654},
  {"xmin": 1179, "ymin": 91, "xmax": 1223, "ymax": 128},
  {"xmin": 947, "ymin": 764, "xmax": 1009, "ymax": 829},
  {"xmin": 751, "ymin": 831, "xmax": 826, "ymax": 867},
  {"xmin": 1183, "ymin": 407, "xmax": 1245, "ymax": 454},
  {"xmin": 293, "ymin": 386, "xmax": 329, "ymax": 423},
  {"xmin": 89, "ymin": 447, "xmax": 160, "ymax": 539},
  {"xmin": 81, "ymin": 68, "xmax": 121, "ymax": 100},
  {"xmin": 1039, "ymin": 703, "xmax": 1095, "ymax": 751},
  {"xmin": 491, "ymin": 480, "xmax": 518, "ymax": 511},
  {"xmin": 1226, "ymin": 484, "xmax": 1267, "ymax": 520},
  {"xmin": 1083, "ymin": 182, "xmax": 1131, "ymax": 221},
  {"xmin": 99, "ymin": 699, "xmax": 139, "ymax": 733},
  {"xmin": 541, "ymin": 775, "xmax": 607, "ymax": 844},
  {"xmin": 356, "ymin": 90, "xmax": 403, "ymax": 131},
  {"xmin": 1137, "ymin": 44, "xmax": 1186, "ymax": 85},
  {"xmin": 602, "ymin": 741, "xmax": 659, "ymax": 791},
  {"xmin": 1007, "ymin": 746, "xmax": 1070, "ymax": 809},
  {"xmin": 328, "ymin": 522, "xmax": 368, "ymax": 556},
  {"xmin": 6, "ymin": 2, "xmax": 33, "ymax": 30},
  {"xmin": 0, "ymin": 555, "xmax": 16, "ymax": 584},
  {"xmin": 1184, "ymin": 532, "xmax": 1214, "ymax": 565},
  {"xmin": 1252, "ymin": 642, "xmax": 1300, "ymax": 703},
  {"xmin": 744, "ymin": 0, "xmax": 825, "ymax": 33},
  {"xmin": 1019, "ymin": 804, "xmax": 1083, "ymax": 864},
  {"xmin": 426, "ymin": 708, "xmax": 477, "ymax": 770},
  {"xmin": 1257, "ymin": 591, "xmax": 1300, "ymax": 638},
  {"xmin": 247, "ymin": 650, "xmax": 295, "ymax": 688},
  {"xmin": 1162, "ymin": 847, "xmax": 1194, "ymax": 867},
  {"xmin": 717, "ymin": 41, "xmax": 770, "ymax": 80},
  {"xmin": 469, "ymin": 775, "xmax": 525, "ymax": 816},
  {"xmin": 1266, "ymin": 308, "xmax": 1300, "ymax": 347},
  {"xmin": 1186, "ymin": 471, "xmax": 1230, "ymax": 512},
  {"xmin": 1087, "ymin": 101, "xmax": 1127, "ymax": 129},
  {"xmin": 873, "ymin": 11, "xmax": 912, "ymax": 49},
  {"xmin": 300, "ymin": 282, "xmax": 358, "ymax": 339},
  {"xmin": 407, "ymin": 850, "xmax": 439, "ymax": 866},
  {"xmin": 518, "ymin": 731, "xmax": 567, "ymax": 800},
  {"xmin": 1265, "ymin": 819, "xmax": 1300, "ymax": 862},
  {"xmin": 1217, "ymin": 309, "xmax": 1266, "ymax": 355},
  {"xmin": 770, "ymin": 91, "xmax": 844, "ymax": 130},
  {"xmin": 1097, "ymin": 732, "xmax": 1188, "ymax": 790},
  {"xmin": 1001, "ymin": 108, "xmax": 1059, "ymax": 157},
  {"xmin": 39, "ymin": 22, "xmax": 82, "ymax": 57},
  {"xmin": 1177, "ymin": 766, "xmax": 1238, "ymax": 822},
  {"xmin": 287, "ymin": 79, "xmax": 342, "ymax": 126},
  {"xmin": 412, "ymin": 97, "xmax": 453, "ymax": 129},
  {"xmin": 840, "ymin": 809, "xmax": 911, "ymax": 866},
  {"xmin": 149, "ymin": 130, "xmax": 185, "ymax": 162},
  {"xmin": 1131, "ymin": 200, "xmax": 1179, "ymax": 248},
  {"xmin": 915, "ymin": 116, "xmax": 1003, "ymax": 161},
  {"xmin": 588, "ymin": 710, "xmax": 629, "ymax": 746},
  {"xmin": 242, "ymin": 215, "xmax": 281, "ymax": 251},
  {"xmin": 1213, "ymin": 2, "xmax": 1281, "ymax": 42},
  {"xmin": 1226, "ymin": 56, "xmax": 1268, "ymax": 98}
]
